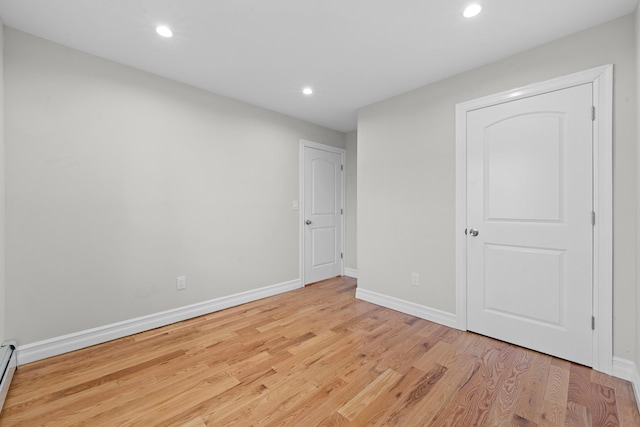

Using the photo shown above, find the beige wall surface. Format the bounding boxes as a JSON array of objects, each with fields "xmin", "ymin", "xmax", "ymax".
[
  {"xmin": 635, "ymin": 6, "xmax": 640, "ymax": 371},
  {"xmin": 345, "ymin": 131, "xmax": 357, "ymax": 270},
  {"xmin": 5, "ymin": 28, "xmax": 345, "ymax": 345},
  {"xmin": 0, "ymin": 20, "xmax": 5, "ymax": 345},
  {"xmin": 358, "ymin": 15, "xmax": 637, "ymax": 359}
]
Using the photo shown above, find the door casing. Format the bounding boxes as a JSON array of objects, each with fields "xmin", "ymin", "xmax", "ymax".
[
  {"xmin": 299, "ymin": 139, "xmax": 346, "ymax": 285},
  {"xmin": 455, "ymin": 65, "xmax": 613, "ymax": 374}
]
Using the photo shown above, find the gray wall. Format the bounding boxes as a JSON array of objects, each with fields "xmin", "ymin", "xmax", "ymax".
[
  {"xmin": 345, "ymin": 131, "xmax": 357, "ymax": 270},
  {"xmin": 5, "ymin": 28, "xmax": 345, "ymax": 345},
  {"xmin": 0, "ymin": 20, "xmax": 5, "ymax": 346},
  {"xmin": 635, "ymin": 6, "xmax": 640, "ymax": 372},
  {"xmin": 358, "ymin": 15, "xmax": 637, "ymax": 360}
]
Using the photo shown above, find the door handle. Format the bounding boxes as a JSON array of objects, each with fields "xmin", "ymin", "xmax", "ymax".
[
  {"xmin": 469, "ymin": 228, "xmax": 479, "ymax": 237},
  {"xmin": 305, "ymin": 220, "xmax": 312, "ymax": 225}
]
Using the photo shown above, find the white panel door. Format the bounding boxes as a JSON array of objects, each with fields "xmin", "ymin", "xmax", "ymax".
[
  {"xmin": 304, "ymin": 146, "xmax": 343, "ymax": 284},
  {"xmin": 467, "ymin": 83, "xmax": 594, "ymax": 366}
]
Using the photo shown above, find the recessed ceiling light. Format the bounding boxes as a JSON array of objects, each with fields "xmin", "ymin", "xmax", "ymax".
[
  {"xmin": 156, "ymin": 25, "xmax": 173, "ymax": 38},
  {"xmin": 463, "ymin": 4, "xmax": 482, "ymax": 18},
  {"xmin": 302, "ymin": 87, "xmax": 313, "ymax": 95}
]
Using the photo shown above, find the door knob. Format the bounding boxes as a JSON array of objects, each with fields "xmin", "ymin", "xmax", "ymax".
[
  {"xmin": 469, "ymin": 228, "xmax": 479, "ymax": 237},
  {"xmin": 305, "ymin": 220, "xmax": 312, "ymax": 225}
]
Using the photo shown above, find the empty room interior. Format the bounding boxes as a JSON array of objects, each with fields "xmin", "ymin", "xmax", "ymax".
[{"xmin": 1, "ymin": 0, "xmax": 640, "ymax": 425}]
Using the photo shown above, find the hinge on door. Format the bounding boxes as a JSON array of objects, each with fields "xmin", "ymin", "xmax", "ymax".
[
  {"xmin": 592, "ymin": 106, "xmax": 596, "ymax": 121},
  {"xmin": 341, "ymin": 208, "xmax": 343, "ymax": 214},
  {"xmin": 341, "ymin": 253, "xmax": 343, "ymax": 259},
  {"xmin": 592, "ymin": 316, "xmax": 595, "ymax": 330},
  {"xmin": 341, "ymin": 164, "xmax": 344, "ymax": 171},
  {"xmin": 591, "ymin": 211, "xmax": 596, "ymax": 226}
]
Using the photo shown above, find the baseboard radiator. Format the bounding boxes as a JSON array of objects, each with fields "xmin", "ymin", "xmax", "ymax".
[{"xmin": 0, "ymin": 342, "xmax": 17, "ymax": 412}]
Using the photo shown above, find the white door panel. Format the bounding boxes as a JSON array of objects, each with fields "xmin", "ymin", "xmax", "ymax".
[
  {"xmin": 485, "ymin": 114, "xmax": 564, "ymax": 222},
  {"xmin": 467, "ymin": 84, "xmax": 593, "ymax": 366},
  {"xmin": 312, "ymin": 159, "xmax": 337, "ymax": 215},
  {"xmin": 303, "ymin": 146, "xmax": 343, "ymax": 284},
  {"xmin": 483, "ymin": 244, "xmax": 564, "ymax": 325},
  {"xmin": 311, "ymin": 227, "xmax": 337, "ymax": 267}
]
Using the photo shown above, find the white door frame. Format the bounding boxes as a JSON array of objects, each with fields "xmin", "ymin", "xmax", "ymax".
[
  {"xmin": 299, "ymin": 139, "xmax": 346, "ymax": 285},
  {"xmin": 455, "ymin": 65, "xmax": 613, "ymax": 374}
]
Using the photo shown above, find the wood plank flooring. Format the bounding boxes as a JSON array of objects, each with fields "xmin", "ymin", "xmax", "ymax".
[{"xmin": 1, "ymin": 277, "xmax": 638, "ymax": 426}]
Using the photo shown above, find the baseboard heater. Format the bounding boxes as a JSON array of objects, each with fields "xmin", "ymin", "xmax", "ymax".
[{"xmin": 0, "ymin": 342, "xmax": 17, "ymax": 412}]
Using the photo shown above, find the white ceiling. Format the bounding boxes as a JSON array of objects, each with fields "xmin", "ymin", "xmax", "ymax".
[{"xmin": 0, "ymin": 0, "xmax": 636, "ymax": 132}]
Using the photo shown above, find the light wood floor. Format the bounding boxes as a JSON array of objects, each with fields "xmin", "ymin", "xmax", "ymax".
[{"xmin": 1, "ymin": 277, "xmax": 638, "ymax": 426}]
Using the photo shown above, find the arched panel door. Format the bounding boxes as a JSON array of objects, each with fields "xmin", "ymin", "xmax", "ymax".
[{"xmin": 466, "ymin": 83, "xmax": 594, "ymax": 366}]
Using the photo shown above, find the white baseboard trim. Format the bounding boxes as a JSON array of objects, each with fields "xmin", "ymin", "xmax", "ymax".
[
  {"xmin": 344, "ymin": 268, "xmax": 358, "ymax": 278},
  {"xmin": 355, "ymin": 288, "xmax": 457, "ymax": 329},
  {"xmin": 17, "ymin": 279, "xmax": 302, "ymax": 366},
  {"xmin": 613, "ymin": 356, "xmax": 640, "ymax": 411}
]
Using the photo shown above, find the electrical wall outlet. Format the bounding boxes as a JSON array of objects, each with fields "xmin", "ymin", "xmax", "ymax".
[
  {"xmin": 411, "ymin": 272, "xmax": 419, "ymax": 287},
  {"xmin": 177, "ymin": 275, "xmax": 186, "ymax": 290}
]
